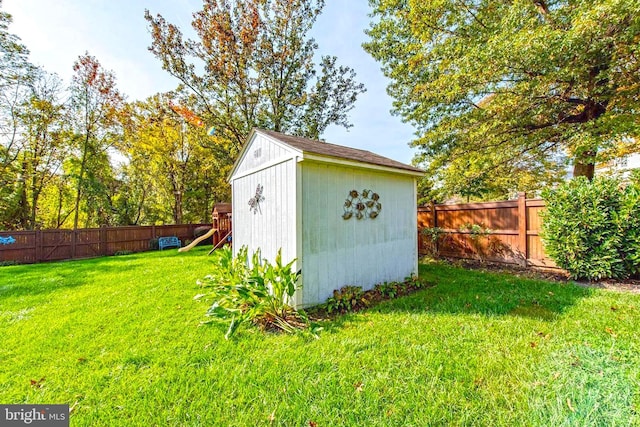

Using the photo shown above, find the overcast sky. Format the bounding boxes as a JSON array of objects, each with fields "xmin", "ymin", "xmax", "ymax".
[{"xmin": 3, "ymin": 0, "xmax": 417, "ymax": 164}]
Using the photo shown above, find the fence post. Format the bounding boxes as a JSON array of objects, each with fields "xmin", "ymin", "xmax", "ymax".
[
  {"xmin": 430, "ymin": 200, "xmax": 439, "ymax": 255},
  {"xmin": 517, "ymin": 192, "xmax": 528, "ymax": 267},
  {"xmin": 35, "ymin": 230, "xmax": 42, "ymax": 262},
  {"xmin": 100, "ymin": 225, "xmax": 107, "ymax": 256},
  {"xmin": 71, "ymin": 229, "xmax": 77, "ymax": 259},
  {"xmin": 430, "ymin": 200, "xmax": 438, "ymax": 228}
]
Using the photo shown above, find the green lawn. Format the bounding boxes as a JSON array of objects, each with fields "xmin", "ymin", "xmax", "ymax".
[{"xmin": 1, "ymin": 248, "xmax": 639, "ymax": 426}]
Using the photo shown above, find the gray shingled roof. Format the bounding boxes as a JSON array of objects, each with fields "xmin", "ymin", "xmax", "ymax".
[{"xmin": 257, "ymin": 129, "xmax": 424, "ymax": 174}]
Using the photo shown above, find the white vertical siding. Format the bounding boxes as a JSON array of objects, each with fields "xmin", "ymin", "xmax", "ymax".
[
  {"xmin": 300, "ymin": 162, "xmax": 418, "ymax": 306},
  {"xmin": 235, "ymin": 134, "xmax": 292, "ymax": 176},
  {"xmin": 231, "ymin": 158, "xmax": 297, "ymax": 265}
]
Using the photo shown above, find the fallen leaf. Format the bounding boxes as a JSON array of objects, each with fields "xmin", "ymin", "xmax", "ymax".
[
  {"xmin": 610, "ymin": 306, "xmax": 618, "ymax": 311},
  {"xmin": 309, "ymin": 422, "xmax": 318, "ymax": 427},
  {"xmin": 567, "ymin": 398, "xmax": 575, "ymax": 412},
  {"xmin": 530, "ymin": 342, "xmax": 538, "ymax": 348},
  {"xmin": 353, "ymin": 381, "xmax": 364, "ymax": 392},
  {"xmin": 30, "ymin": 377, "xmax": 45, "ymax": 388},
  {"xmin": 605, "ymin": 327, "xmax": 617, "ymax": 338}
]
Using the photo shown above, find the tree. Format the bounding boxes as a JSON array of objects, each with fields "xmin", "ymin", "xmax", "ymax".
[
  {"xmin": 123, "ymin": 93, "xmax": 223, "ymax": 225},
  {"xmin": 145, "ymin": 0, "xmax": 365, "ymax": 154},
  {"xmin": 68, "ymin": 53, "xmax": 124, "ymax": 229},
  {"xmin": 15, "ymin": 69, "xmax": 66, "ymax": 229},
  {"xmin": 0, "ymin": 0, "xmax": 35, "ymax": 228},
  {"xmin": 365, "ymin": 0, "xmax": 640, "ymax": 196}
]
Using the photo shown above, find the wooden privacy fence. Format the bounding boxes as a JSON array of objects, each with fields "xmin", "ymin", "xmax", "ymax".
[
  {"xmin": 418, "ymin": 193, "xmax": 557, "ymax": 268},
  {"xmin": 0, "ymin": 224, "xmax": 210, "ymax": 264}
]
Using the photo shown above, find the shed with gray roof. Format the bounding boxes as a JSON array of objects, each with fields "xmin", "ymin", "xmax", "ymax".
[{"xmin": 228, "ymin": 128, "xmax": 424, "ymax": 307}]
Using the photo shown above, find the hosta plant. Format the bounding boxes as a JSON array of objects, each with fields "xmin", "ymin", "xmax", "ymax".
[{"xmin": 198, "ymin": 246, "xmax": 305, "ymax": 338}]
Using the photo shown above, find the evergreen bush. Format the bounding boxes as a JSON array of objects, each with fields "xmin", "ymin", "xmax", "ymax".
[{"xmin": 541, "ymin": 176, "xmax": 639, "ymax": 280}]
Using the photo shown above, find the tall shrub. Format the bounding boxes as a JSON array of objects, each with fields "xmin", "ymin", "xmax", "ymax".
[
  {"xmin": 541, "ymin": 177, "xmax": 625, "ymax": 280},
  {"xmin": 619, "ymin": 172, "xmax": 640, "ymax": 277}
]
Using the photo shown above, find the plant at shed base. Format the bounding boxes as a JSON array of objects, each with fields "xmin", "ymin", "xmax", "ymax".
[{"xmin": 198, "ymin": 246, "xmax": 306, "ymax": 338}]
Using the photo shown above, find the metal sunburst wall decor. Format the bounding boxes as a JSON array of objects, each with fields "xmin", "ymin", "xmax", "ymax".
[
  {"xmin": 342, "ymin": 189, "xmax": 381, "ymax": 220},
  {"xmin": 248, "ymin": 184, "xmax": 265, "ymax": 214}
]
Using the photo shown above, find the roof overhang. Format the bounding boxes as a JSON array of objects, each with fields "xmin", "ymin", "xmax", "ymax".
[
  {"xmin": 300, "ymin": 153, "xmax": 425, "ymax": 178},
  {"xmin": 228, "ymin": 129, "xmax": 425, "ymax": 182}
]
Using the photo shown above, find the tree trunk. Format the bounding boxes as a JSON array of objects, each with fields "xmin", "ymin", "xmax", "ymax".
[
  {"xmin": 173, "ymin": 190, "xmax": 183, "ymax": 224},
  {"xmin": 572, "ymin": 161, "xmax": 595, "ymax": 180},
  {"xmin": 73, "ymin": 136, "xmax": 90, "ymax": 230},
  {"xmin": 572, "ymin": 149, "xmax": 596, "ymax": 180},
  {"xmin": 17, "ymin": 160, "xmax": 31, "ymax": 229}
]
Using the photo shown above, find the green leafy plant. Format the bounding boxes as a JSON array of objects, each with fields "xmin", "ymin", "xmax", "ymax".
[
  {"xmin": 460, "ymin": 223, "xmax": 492, "ymax": 262},
  {"xmin": 421, "ymin": 227, "xmax": 445, "ymax": 258},
  {"xmin": 321, "ymin": 276, "xmax": 432, "ymax": 316},
  {"xmin": 618, "ymin": 172, "xmax": 640, "ymax": 277},
  {"xmin": 374, "ymin": 282, "xmax": 399, "ymax": 299},
  {"xmin": 198, "ymin": 246, "xmax": 304, "ymax": 338},
  {"xmin": 325, "ymin": 286, "xmax": 369, "ymax": 314},
  {"xmin": 541, "ymin": 177, "xmax": 628, "ymax": 280}
]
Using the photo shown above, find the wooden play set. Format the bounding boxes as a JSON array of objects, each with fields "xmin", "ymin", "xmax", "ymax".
[{"xmin": 178, "ymin": 203, "xmax": 232, "ymax": 253}]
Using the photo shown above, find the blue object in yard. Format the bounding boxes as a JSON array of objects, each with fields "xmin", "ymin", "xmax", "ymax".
[
  {"xmin": 158, "ymin": 236, "xmax": 181, "ymax": 250},
  {"xmin": 0, "ymin": 236, "xmax": 16, "ymax": 245}
]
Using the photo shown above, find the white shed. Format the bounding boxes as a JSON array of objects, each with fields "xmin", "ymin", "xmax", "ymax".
[{"xmin": 229, "ymin": 129, "xmax": 424, "ymax": 307}]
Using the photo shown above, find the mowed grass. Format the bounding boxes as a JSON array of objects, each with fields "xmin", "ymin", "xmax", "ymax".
[{"xmin": 1, "ymin": 249, "xmax": 639, "ymax": 426}]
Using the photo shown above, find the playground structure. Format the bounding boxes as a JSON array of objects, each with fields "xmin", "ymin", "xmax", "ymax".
[{"xmin": 178, "ymin": 203, "xmax": 232, "ymax": 253}]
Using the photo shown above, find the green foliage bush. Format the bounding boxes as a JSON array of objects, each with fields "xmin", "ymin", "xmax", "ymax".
[
  {"xmin": 541, "ymin": 176, "xmax": 640, "ymax": 280},
  {"xmin": 322, "ymin": 276, "xmax": 431, "ymax": 315},
  {"xmin": 325, "ymin": 286, "xmax": 369, "ymax": 314},
  {"xmin": 619, "ymin": 171, "xmax": 640, "ymax": 276},
  {"xmin": 421, "ymin": 227, "xmax": 445, "ymax": 258},
  {"xmin": 460, "ymin": 223, "xmax": 492, "ymax": 262},
  {"xmin": 198, "ymin": 246, "xmax": 304, "ymax": 338}
]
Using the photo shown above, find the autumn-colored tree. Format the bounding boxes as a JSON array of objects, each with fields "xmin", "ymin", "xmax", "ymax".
[
  {"xmin": 68, "ymin": 53, "xmax": 124, "ymax": 229},
  {"xmin": 123, "ymin": 93, "xmax": 225, "ymax": 225},
  {"xmin": 365, "ymin": 0, "xmax": 640, "ymax": 198},
  {"xmin": 145, "ymin": 0, "xmax": 365, "ymax": 154},
  {"xmin": 16, "ymin": 69, "xmax": 67, "ymax": 228}
]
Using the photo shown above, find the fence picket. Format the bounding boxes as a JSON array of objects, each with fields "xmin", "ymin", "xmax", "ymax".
[
  {"xmin": 418, "ymin": 197, "xmax": 556, "ymax": 269},
  {"xmin": 0, "ymin": 224, "xmax": 210, "ymax": 264}
]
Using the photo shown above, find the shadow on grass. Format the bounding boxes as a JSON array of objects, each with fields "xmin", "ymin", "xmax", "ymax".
[
  {"xmin": 0, "ymin": 250, "xmax": 182, "ymax": 300},
  {"xmin": 365, "ymin": 262, "xmax": 593, "ymax": 321}
]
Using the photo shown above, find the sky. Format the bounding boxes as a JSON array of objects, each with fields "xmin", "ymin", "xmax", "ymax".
[{"xmin": 3, "ymin": 0, "xmax": 418, "ymax": 164}]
